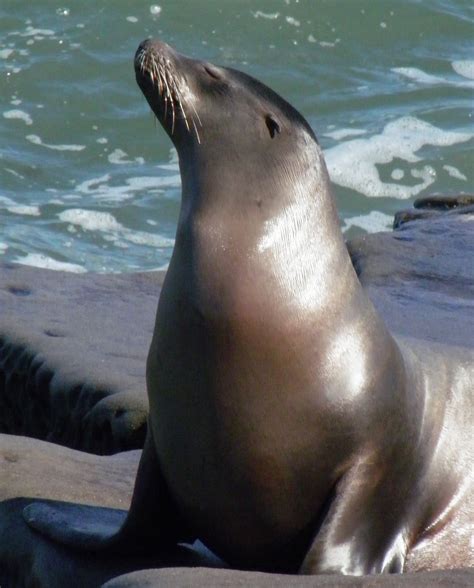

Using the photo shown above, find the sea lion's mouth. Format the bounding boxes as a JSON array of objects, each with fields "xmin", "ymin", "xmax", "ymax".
[{"xmin": 134, "ymin": 39, "xmax": 202, "ymax": 143}]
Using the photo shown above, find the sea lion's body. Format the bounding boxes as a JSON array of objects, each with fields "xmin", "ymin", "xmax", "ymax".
[{"xmin": 24, "ymin": 39, "xmax": 473, "ymax": 575}]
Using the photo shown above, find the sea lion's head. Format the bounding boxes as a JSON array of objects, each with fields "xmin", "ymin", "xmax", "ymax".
[{"xmin": 134, "ymin": 39, "xmax": 321, "ymax": 195}]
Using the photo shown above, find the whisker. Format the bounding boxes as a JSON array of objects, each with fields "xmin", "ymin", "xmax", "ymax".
[
  {"xmin": 150, "ymin": 60, "xmax": 156, "ymax": 85},
  {"xmin": 150, "ymin": 59, "xmax": 160, "ymax": 93},
  {"xmin": 164, "ymin": 68, "xmax": 177, "ymax": 131},
  {"xmin": 191, "ymin": 115, "xmax": 201, "ymax": 144},
  {"xmin": 165, "ymin": 68, "xmax": 177, "ymax": 135},
  {"xmin": 188, "ymin": 101, "xmax": 202, "ymax": 128},
  {"xmin": 170, "ymin": 79, "xmax": 189, "ymax": 134},
  {"xmin": 177, "ymin": 98, "xmax": 191, "ymax": 132},
  {"xmin": 137, "ymin": 50, "xmax": 145, "ymax": 74},
  {"xmin": 138, "ymin": 49, "xmax": 202, "ymax": 144}
]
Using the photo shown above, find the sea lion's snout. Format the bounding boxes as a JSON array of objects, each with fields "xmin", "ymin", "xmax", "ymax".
[
  {"xmin": 134, "ymin": 39, "xmax": 205, "ymax": 146},
  {"xmin": 134, "ymin": 38, "xmax": 174, "ymax": 70},
  {"xmin": 134, "ymin": 38, "xmax": 182, "ymax": 97}
]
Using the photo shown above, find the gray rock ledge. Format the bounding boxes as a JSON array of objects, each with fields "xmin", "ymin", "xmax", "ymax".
[{"xmin": 0, "ymin": 267, "xmax": 165, "ymax": 454}]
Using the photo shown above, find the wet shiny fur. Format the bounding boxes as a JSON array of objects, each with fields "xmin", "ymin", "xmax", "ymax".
[{"xmin": 24, "ymin": 39, "xmax": 473, "ymax": 575}]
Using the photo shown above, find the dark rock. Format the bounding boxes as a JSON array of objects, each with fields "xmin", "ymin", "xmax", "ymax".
[
  {"xmin": 393, "ymin": 202, "xmax": 474, "ymax": 229},
  {"xmin": 414, "ymin": 194, "xmax": 474, "ymax": 210},
  {"xmin": 0, "ymin": 265, "xmax": 165, "ymax": 454},
  {"xmin": 348, "ymin": 208, "xmax": 474, "ymax": 349},
  {"xmin": 393, "ymin": 207, "xmax": 439, "ymax": 228}
]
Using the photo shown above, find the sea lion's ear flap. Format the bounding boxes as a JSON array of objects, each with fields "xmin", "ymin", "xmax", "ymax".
[{"xmin": 265, "ymin": 114, "xmax": 281, "ymax": 138}]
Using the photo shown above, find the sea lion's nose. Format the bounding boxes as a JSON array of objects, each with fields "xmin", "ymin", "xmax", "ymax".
[{"xmin": 134, "ymin": 38, "xmax": 174, "ymax": 66}]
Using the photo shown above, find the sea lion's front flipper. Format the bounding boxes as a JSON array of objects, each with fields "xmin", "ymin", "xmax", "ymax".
[
  {"xmin": 299, "ymin": 466, "xmax": 410, "ymax": 575},
  {"xmin": 23, "ymin": 429, "xmax": 193, "ymax": 553},
  {"xmin": 23, "ymin": 502, "xmax": 127, "ymax": 549}
]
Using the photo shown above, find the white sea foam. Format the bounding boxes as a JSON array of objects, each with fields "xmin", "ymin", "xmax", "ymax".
[
  {"xmin": 451, "ymin": 60, "xmax": 474, "ymax": 80},
  {"xmin": 169, "ymin": 147, "xmax": 179, "ymax": 164},
  {"xmin": 393, "ymin": 66, "xmax": 474, "ymax": 89},
  {"xmin": 392, "ymin": 67, "xmax": 444, "ymax": 85},
  {"xmin": 0, "ymin": 196, "xmax": 16, "ymax": 207},
  {"xmin": 140, "ymin": 172, "xmax": 183, "ymax": 194},
  {"xmin": 59, "ymin": 209, "xmax": 122, "ymax": 232},
  {"xmin": 69, "ymin": 173, "xmax": 181, "ymax": 203},
  {"xmin": 158, "ymin": 164, "xmax": 179, "ymax": 172},
  {"xmin": 286, "ymin": 16, "xmax": 300, "ymax": 27},
  {"xmin": 14, "ymin": 253, "xmax": 86, "ymax": 273},
  {"xmin": 324, "ymin": 128, "xmax": 367, "ymax": 141},
  {"xmin": 0, "ymin": 195, "xmax": 39, "ymax": 215},
  {"xmin": 122, "ymin": 231, "xmax": 174, "ymax": 248},
  {"xmin": 0, "ymin": 49, "xmax": 13, "ymax": 59},
  {"xmin": 252, "ymin": 11, "xmax": 279, "ymax": 20},
  {"xmin": 443, "ymin": 165, "xmax": 467, "ymax": 181},
  {"xmin": 3, "ymin": 109, "xmax": 32, "ymax": 125},
  {"xmin": 391, "ymin": 169, "xmax": 405, "ymax": 181},
  {"xmin": 108, "ymin": 149, "xmax": 144, "ymax": 165},
  {"xmin": 0, "ymin": 242, "xmax": 8, "ymax": 252},
  {"xmin": 7, "ymin": 204, "xmax": 40, "ymax": 216},
  {"xmin": 319, "ymin": 40, "xmax": 339, "ymax": 48},
  {"xmin": 74, "ymin": 174, "xmax": 111, "ymax": 193},
  {"xmin": 150, "ymin": 5, "xmax": 162, "ymax": 17},
  {"xmin": 5, "ymin": 167, "xmax": 25, "ymax": 179},
  {"xmin": 59, "ymin": 208, "xmax": 175, "ymax": 249},
  {"xmin": 26, "ymin": 134, "xmax": 85, "ymax": 151},
  {"xmin": 343, "ymin": 211, "xmax": 393, "ymax": 233},
  {"xmin": 9, "ymin": 26, "xmax": 56, "ymax": 39},
  {"xmin": 325, "ymin": 116, "xmax": 472, "ymax": 199},
  {"xmin": 21, "ymin": 27, "xmax": 55, "ymax": 38}
]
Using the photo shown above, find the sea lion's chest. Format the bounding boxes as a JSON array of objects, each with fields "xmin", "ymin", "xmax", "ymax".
[{"xmin": 146, "ymin": 264, "xmax": 336, "ymax": 553}]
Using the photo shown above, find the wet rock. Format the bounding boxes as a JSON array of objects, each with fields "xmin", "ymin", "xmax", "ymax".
[
  {"xmin": 414, "ymin": 194, "xmax": 474, "ymax": 210},
  {"xmin": 103, "ymin": 567, "xmax": 474, "ymax": 588},
  {"xmin": 0, "ymin": 265, "xmax": 165, "ymax": 454},
  {"xmin": 393, "ymin": 195, "xmax": 474, "ymax": 228},
  {"xmin": 348, "ymin": 206, "xmax": 474, "ymax": 349}
]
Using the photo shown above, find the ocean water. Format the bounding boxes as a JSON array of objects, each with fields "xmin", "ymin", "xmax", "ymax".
[{"xmin": 1, "ymin": 0, "xmax": 473, "ymax": 273}]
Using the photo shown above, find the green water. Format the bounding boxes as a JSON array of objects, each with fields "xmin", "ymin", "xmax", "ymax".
[{"xmin": 1, "ymin": 0, "xmax": 473, "ymax": 272}]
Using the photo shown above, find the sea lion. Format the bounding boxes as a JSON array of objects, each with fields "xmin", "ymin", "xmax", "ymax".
[{"xmin": 23, "ymin": 39, "xmax": 473, "ymax": 575}]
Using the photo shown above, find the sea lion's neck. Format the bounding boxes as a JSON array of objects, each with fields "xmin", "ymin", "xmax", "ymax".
[{"xmin": 174, "ymin": 145, "xmax": 370, "ymax": 325}]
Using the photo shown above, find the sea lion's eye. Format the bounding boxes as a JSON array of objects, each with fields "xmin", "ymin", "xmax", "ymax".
[
  {"xmin": 204, "ymin": 65, "xmax": 222, "ymax": 81},
  {"xmin": 265, "ymin": 114, "xmax": 281, "ymax": 138}
]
